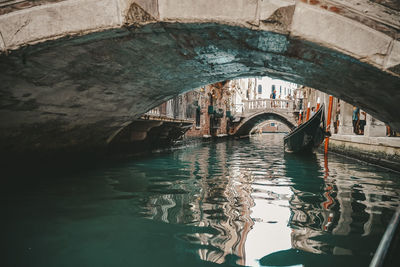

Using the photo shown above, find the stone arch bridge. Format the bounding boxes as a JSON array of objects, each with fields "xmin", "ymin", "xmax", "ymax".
[
  {"xmin": 0, "ymin": 0, "xmax": 399, "ymax": 156},
  {"xmin": 232, "ymin": 99, "xmax": 298, "ymax": 136}
]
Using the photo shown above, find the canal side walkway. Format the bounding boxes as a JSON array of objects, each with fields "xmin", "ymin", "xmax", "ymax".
[{"xmin": 329, "ymin": 134, "xmax": 400, "ymax": 172}]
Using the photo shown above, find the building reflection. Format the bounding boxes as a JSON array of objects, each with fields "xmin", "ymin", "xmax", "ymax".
[
  {"xmin": 281, "ymin": 152, "xmax": 399, "ymax": 262},
  {"xmin": 183, "ymin": 142, "xmax": 255, "ymax": 265},
  {"xmin": 118, "ymin": 142, "xmax": 255, "ymax": 265},
  {"xmin": 111, "ymin": 135, "xmax": 400, "ymax": 266},
  {"xmin": 284, "ymin": 153, "xmax": 332, "ymax": 255}
]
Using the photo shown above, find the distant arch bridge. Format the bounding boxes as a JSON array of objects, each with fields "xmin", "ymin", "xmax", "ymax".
[{"xmin": 232, "ymin": 99, "xmax": 298, "ymax": 137}]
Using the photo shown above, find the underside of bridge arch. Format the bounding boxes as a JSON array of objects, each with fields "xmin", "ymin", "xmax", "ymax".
[
  {"xmin": 0, "ymin": 19, "xmax": 399, "ymax": 155},
  {"xmin": 234, "ymin": 112, "xmax": 296, "ymax": 137}
]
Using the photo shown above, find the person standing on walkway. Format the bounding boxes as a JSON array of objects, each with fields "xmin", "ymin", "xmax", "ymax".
[
  {"xmin": 272, "ymin": 89, "xmax": 276, "ymax": 108},
  {"xmin": 352, "ymin": 106, "xmax": 360, "ymax": 134},
  {"xmin": 359, "ymin": 110, "xmax": 366, "ymax": 135},
  {"xmin": 311, "ymin": 107, "xmax": 316, "ymax": 117},
  {"xmin": 270, "ymin": 91, "xmax": 274, "ymax": 108}
]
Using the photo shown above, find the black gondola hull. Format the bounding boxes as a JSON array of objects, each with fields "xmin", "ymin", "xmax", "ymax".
[{"xmin": 284, "ymin": 104, "xmax": 326, "ymax": 153}]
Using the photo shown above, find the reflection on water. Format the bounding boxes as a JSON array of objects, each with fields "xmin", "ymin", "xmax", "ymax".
[{"xmin": 2, "ymin": 134, "xmax": 400, "ymax": 267}]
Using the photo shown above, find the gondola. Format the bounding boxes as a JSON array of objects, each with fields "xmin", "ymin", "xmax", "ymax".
[{"xmin": 284, "ymin": 103, "xmax": 327, "ymax": 153}]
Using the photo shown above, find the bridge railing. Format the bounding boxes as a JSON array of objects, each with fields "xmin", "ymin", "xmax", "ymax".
[
  {"xmin": 242, "ymin": 99, "xmax": 296, "ymax": 115},
  {"xmin": 145, "ymin": 98, "xmax": 192, "ymax": 120},
  {"xmin": 231, "ymin": 103, "xmax": 244, "ymax": 116},
  {"xmin": 146, "ymin": 107, "xmax": 161, "ymax": 116}
]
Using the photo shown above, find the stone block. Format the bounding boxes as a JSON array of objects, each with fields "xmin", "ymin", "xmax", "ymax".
[
  {"xmin": 290, "ymin": 2, "xmax": 392, "ymax": 66},
  {"xmin": 0, "ymin": 0, "xmax": 122, "ymax": 50},
  {"xmin": 255, "ymin": 31, "xmax": 288, "ymax": 53},
  {"xmin": 329, "ymin": 0, "xmax": 400, "ymax": 31},
  {"xmin": 0, "ymin": 30, "xmax": 4, "ymax": 52},
  {"xmin": 365, "ymin": 124, "xmax": 386, "ymax": 137},
  {"xmin": 158, "ymin": 0, "xmax": 258, "ymax": 25},
  {"xmin": 118, "ymin": 0, "xmax": 159, "ymax": 23},
  {"xmin": 376, "ymin": 137, "xmax": 400, "ymax": 148},
  {"xmin": 259, "ymin": 0, "xmax": 295, "ymax": 33},
  {"xmin": 133, "ymin": 0, "xmax": 159, "ymax": 19},
  {"xmin": 329, "ymin": 137, "xmax": 400, "ymax": 171},
  {"xmin": 260, "ymin": 0, "xmax": 295, "ymax": 19},
  {"xmin": 385, "ymin": 40, "xmax": 400, "ymax": 74},
  {"xmin": 338, "ymin": 125, "xmax": 353, "ymax": 135}
]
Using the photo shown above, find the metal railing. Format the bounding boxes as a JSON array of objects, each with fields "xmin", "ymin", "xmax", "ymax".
[{"xmin": 370, "ymin": 207, "xmax": 400, "ymax": 267}]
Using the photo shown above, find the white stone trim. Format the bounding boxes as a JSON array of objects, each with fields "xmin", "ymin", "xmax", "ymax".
[
  {"xmin": 0, "ymin": 0, "xmax": 124, "ymax": 50},
  {"xmin": 385, "ymin": 40, "xmax": 400, "ymax": 71},
  {"xmin": 0, "ymin": 0, "xmax": 398, "ymax": 73},
  {"xmin": 290, "ymin": 2, "xmax": 393, "ymax": 66},
  {"xmin": 158, "ymin": 0, "xmax": 258, "ymax": 25}
]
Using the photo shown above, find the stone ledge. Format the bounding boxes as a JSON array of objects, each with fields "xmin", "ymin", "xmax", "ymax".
[
  {"xmin": 329, "ymin": 135, "xmax": 400, "ymax": 171},
  {"xmin": 331, "ymin": 134, "xmax": 400, "ymax": 148}
]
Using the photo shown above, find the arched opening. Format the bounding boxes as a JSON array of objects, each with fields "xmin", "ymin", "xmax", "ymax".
[
  {"xmin": 250, "ymin": 121, "xmax": 291, "ymax": 135},
  {"xmin": 234, "ymin": 112, "xmax": 296, "ymax": 137},
  {"xmin": 2, "ymin": 2, "xmax": 400, "ymax": 267},
  {"xmin": 0, "ymin": 10, "xmax": 399, "ymax": 154},
  {"xmin": 108, "ymin": 76, "xmax": 303, "ymax": 147}
]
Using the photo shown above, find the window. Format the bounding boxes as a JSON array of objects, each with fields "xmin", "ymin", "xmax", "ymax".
[{"xmin": 258, "ymin": 85, "xmax": 262, "ymax": 94}]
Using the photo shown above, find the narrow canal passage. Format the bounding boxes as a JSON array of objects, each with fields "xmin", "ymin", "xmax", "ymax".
[{"xmin": 3, "ymin": 134, "xmax": 400, "ymax": 267}]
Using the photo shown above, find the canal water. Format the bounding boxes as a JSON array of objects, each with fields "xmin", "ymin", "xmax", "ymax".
[{"xmin": 2, "ymin": 134, "xmax": 400, "ymax": 267}]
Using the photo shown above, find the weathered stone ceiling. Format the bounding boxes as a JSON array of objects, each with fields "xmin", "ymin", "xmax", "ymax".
[{"xmin": 0, "ymin": 0, "xmax": 399, "ymax": 155}]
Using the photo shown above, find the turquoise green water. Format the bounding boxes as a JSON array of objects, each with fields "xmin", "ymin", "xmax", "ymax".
[{"xmin": 2, "ymin": 134, "xmax": 400, "ymax": 267}]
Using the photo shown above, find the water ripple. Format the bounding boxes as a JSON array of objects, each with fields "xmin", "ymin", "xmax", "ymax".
[
  {"xmin": 108, "ymin": 134, "xmax": 400, "ymax": 266},
  {"xmin": 3, "ymin": 134, "xmax": 400, "ymax": 267}
]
